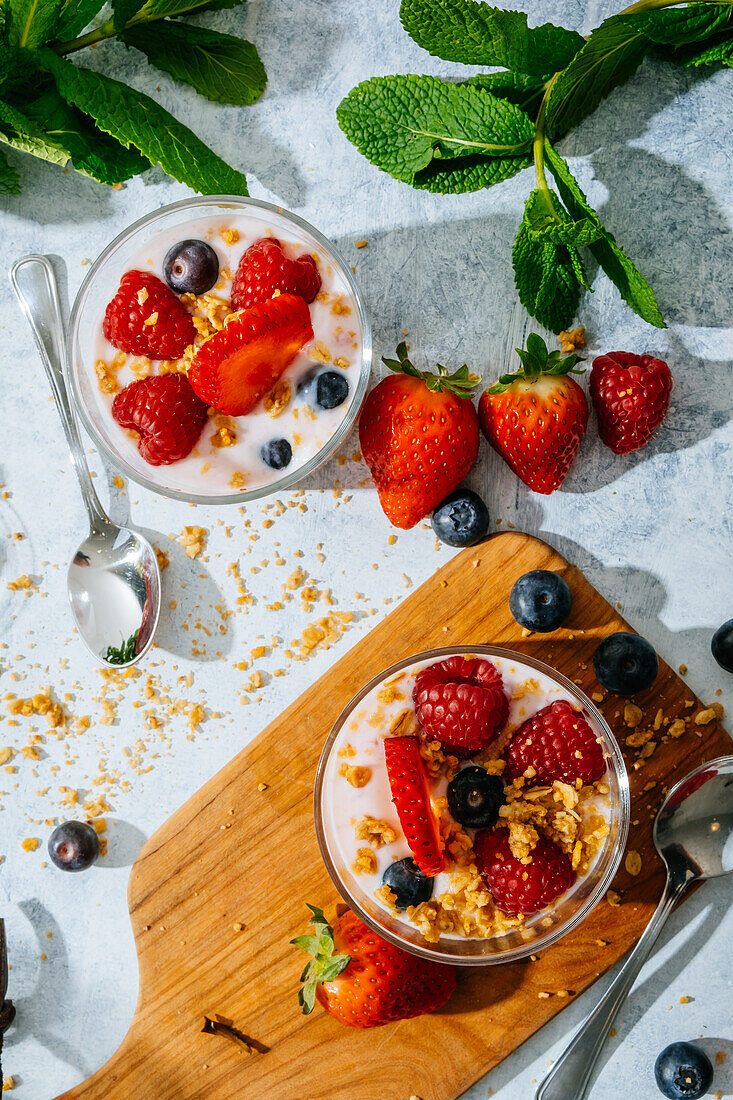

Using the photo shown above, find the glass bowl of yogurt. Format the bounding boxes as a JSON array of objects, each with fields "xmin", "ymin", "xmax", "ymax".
[
  {"xmin": 314, "ymin": 645, "xmax": 630, "ymax": 965},
  {"xmin": 68, "ymin": 196, "xmax": 372, "ymax": 503}
]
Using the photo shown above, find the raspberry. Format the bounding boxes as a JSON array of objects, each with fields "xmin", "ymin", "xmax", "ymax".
[
  {"xmin": 231, "ymin": 237, "xmax": 321, "ymax": 311},
  {"xmin": 589, "ymin": 351, "xmax": 673, "ymax": 455},
  {"xmin": 505, "ymin": 700, "xmax": 605, "ymax": 786},
  {"xmin": 413, "ymin": 656, "xmax": 509, "ymax": 756},
  {"xmin": 112, "ymin": 373, "xmax": 208, "ymax": 466},
  {"xmin": 103, "ymin": 271, "xmax": 196, "ymax": 361},
  {"xmin": 474, "ymin": 827, "xmax": 574, "ymax": 915}
]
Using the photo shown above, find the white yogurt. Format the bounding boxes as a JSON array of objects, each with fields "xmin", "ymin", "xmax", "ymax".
[
  {"xmin": 321, "ymin": 652, "xmax": 610, "ymax": 941},
  {"xmin": 84, "ymin": 211, "xmax": 364, "ymax": 497}
]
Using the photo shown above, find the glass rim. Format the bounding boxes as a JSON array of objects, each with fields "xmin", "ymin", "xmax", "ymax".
[
  {"xmin": 66, "ymin": 194, "xmax": 373, "ymax": 505},
  {"xmin": 314, "ymin": 644, "xmax": 631, "ymax": 966}
]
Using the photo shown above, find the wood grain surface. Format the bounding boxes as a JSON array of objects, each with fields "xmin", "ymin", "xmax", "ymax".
[{"xmin": 58, "ymin": 532, "xmax": 731, "ymax": 1100}]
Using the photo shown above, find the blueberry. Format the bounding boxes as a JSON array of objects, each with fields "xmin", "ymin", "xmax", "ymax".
[
  {"xmin": 381, "ymin": 857, "xmax": 434, "ymax": 910},
  {"xmin": 431, "ymin": 489, "xmax": 490, "ymax": 547},
  {"xmin": 654, "ymin": 1042, "xmax": 713, "ymax": 1099},
  {"xmin": 593, "ymin": 631, "xmax": 658, "ymax": 696},
  {"xmin": 163, "ymin": 239, "xmax": 219, "ymax": 295},
  {"xmin": 711, "ymin": 618, "xmax": 733, "ymax": 673},
  {"xmin": 48, "ymin": 820, "xmax": 100, "ymax": 872},
  {"xmin": 260, "ymin": 439, "xmax": 292, "ymax": 470},
  {"xmin": 447, "ymin": 766, "xmax": 504, "ymax": 829},
  {"xmin": 509, "ymin": 570, "xmax": 572, "ymax": 632},
  {"xmin": 315, "ymin": 371, "xmax": 349, "ymax": 409}
]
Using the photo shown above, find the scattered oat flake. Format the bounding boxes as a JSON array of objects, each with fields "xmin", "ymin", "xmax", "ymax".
[
  {"xmin": 606, "ymin": 889, "xmax": 621, "ymax": 906},
  {"xmin": 625, "ymin": 850, "xmax": 642, "ymax": 875},
  {"xmin": 179, "ymin": 526, "xmax": 207, "ymax": 559}
]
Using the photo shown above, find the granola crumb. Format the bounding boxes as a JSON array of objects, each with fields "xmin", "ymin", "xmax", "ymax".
[
  {"xmin": 178, "ymin": 526, "xmax": 207, "ymax": 559},
  {"xmin": 264, "ymin": 378, "xmax": 292, "ymax": 418},
  {"xmin": 257, "ymin": 782, "xmax": 268, "ymax": 792},
  {"xmin": 679, "ymin": 995, "xmax": 692, "ymax": 1004},
  {"xmin": 155, "ymin": 546, "xmax": 170, "ymax": 571},
  {"xmin": 678, "ymin": 663, "xmax": 688, "ymax": 674},
  {"xmin": 339, "ymin": 764, "xmax": 372, "ymax": 789},
  {"xmin": 695, "ymin": 703, "xmax": 723, "ymax": 725},
  {"xmin": 623, "ymin": 703, "xmax": 643, "ymax": 727},
  {"xmin": 606, "ymin": 889, "xmax": 621, "ymax": 906},
  {"xmin": 715, "ymin": 1051, "xmax": 726, "ymax": 1064},
  {"xmin": 2, "ymin": 1076, "xmax": 14, "ymax": 1090},
  {"xmin": 22, "ymin": 837, "xmax": 40, "ymax": 852},
  {"xmin": 220, "ymin": 227, "xmax": 240, "ymax": 245},
  {"xmin": 625, "ymin": 850, "xmax": 642, "ymax": 876},
  {"xmin": 355, "ymin": 239, "xmax": 368, "ymax": 249},
  {"xmin": 352, "ymin": 847, "xmax": 377, "ymax": 875},
  {"xmin": 557, "ymin": 326, "xmax": 586, "ymax": 352},
  {"xmin": 354, "ymin": 816, "xmax": 398, "ymax": 847}
]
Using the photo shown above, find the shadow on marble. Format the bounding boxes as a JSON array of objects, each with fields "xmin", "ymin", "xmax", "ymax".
[
  {"xmin": 696, "ymin": 1036, "xmax": 733, "ymax": 1096},
  {"xmin": 98, "ymin": 819, "xmax": 149, "ymax": 869},
  {"xmin": 144, "ymin": 529, "xmax": 234, "ymax": 663},
  {"xmin": 7, "ymin": 900, "xmax": 93, "ymax": 1080}
]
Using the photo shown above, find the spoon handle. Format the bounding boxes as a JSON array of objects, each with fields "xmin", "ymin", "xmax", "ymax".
[
  {"xmin": 9, "ymin": 254, "xmax": 109, "ymax": 532},
  {"xmin": 535, "ymin": 874, "xmax": 689, "ymax": 1100}
]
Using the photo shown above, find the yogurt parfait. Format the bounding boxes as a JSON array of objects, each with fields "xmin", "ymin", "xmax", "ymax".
[
  {"xmin": 68, "ymin": 197, "xmax": 371, "ymax": 502},
  {"xmin": 316, "ymin": 646, "xmax": 629, "ymax": 964}
]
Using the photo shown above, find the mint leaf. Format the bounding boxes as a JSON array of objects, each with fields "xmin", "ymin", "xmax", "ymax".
[
  {"xmin": 53, "ymin": 0, "xmax": 106, "ymax": 40},
  {"xmin": 337, "ymin": 75, "xmax": 533, "ymax": 189},
  {"xmin": 545, "ymin": 17, "xmax": 649, "ymax": 139},
  {"xmin": 123, "ymin": 22, "xmax": 266, "ymax": 106},
  {"xmin": 512, "ymin": 220, "xmax": 582, "ymax": 333},
  {"xmin": 0, "ymin": 98, "xmax": 69, "ymax": 166},
  {"xmin": 400, "ymin": 0, "xmax": 584, "ymax": 78},
  {"xmin": 545, "ymin": 142, "xmax": 665, "ymax": 328},
  {"xmin": 412, "ymin": 149, "xmax": 531, "ymax": 193},
  {"xmin": 39, "ymin": 49, "xmax": 249, "ymax": 194},
  {"xmin": 615, "ymin": 4, "xmax": 733, "ymax": 46},
  {"xmin": 0, "ymin": 147, "xmax": 21, "ymax": 193},
  {"xmin": 9, "ymin": 0, "xmax": 63, "ymax": 47},
  {"xmin": 666, "ymin": 32, "xmax": 733, "ymax": 66},
  {"xmin": 523, "ymin": 188, "xmax": 604, "ymax": 248},
  {"xmin": 461, "ymin": 71, "xmax": 544, "ymax": 114},
  {"xmin": 23, "ymin": 84, "xmax": 148, "ymax": 182},
  {"xmin": 112, "ymin": 0, "xmax": 145, "ymax": 29},
  {"xmin": 124, "ymin": 0, "xmax": 244, "ymax": 24}
]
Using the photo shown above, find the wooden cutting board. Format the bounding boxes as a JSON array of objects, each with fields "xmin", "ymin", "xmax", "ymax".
[{"xmin": 59, "ymin": 532, "xmax": 730, "ymax": 1100}]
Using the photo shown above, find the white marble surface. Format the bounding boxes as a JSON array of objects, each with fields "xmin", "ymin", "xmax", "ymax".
[{"xmin": 0, "ymin": 1, "xmax": 731, "ymax": 1097}]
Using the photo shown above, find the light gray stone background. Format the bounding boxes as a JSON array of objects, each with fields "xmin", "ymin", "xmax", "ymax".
[{"xmin": 0, "ymin": 0, "xmax": 731, "ymax": 1097}]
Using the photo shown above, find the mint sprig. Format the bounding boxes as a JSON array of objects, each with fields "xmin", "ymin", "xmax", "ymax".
[
  {"xmin": 0, "ymin": 0, "xmax": 264, "ymax": 193},
  {"xmin": 338, "ymin": 0, "xmax": 733, "ymax": 331}
]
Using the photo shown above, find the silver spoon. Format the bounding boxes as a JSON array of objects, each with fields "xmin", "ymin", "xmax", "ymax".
[
  {"xmin": 9, "ymin": 254, "xmax": 161, "ymax": 667},
  {"xmin": 536, "ymin": 753, "xmax": 733, "ymax": 1100}
]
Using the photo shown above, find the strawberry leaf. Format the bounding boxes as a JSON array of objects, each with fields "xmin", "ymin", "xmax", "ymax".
[
  {"xmin": 292, "ymin": 905, "xmax": 351, "ymax": 1017},
  {"xmin": 400, "ymin": 0, "xmax": 584, "ymax": 78},
  {"xmin": 122, "ymin": 22, "xmax": 266, "ymax": 106},
  {"xmin": 490, "ymin": 333, "xmax": 584, "ymax": 392},
  {"xmin": 382, "ymin": 343, "xmax": 478, "ymax": 397},
  {"xmin": 38, "ymin": 49, "xmax": 249, "ymax": 194}
]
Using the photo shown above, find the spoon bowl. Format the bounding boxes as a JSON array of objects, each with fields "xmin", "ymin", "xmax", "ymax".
[
  {"xmin": 537, "ymin": 753, "xmax": 733, "ymax": 1100},
  {"xmin": 10, "ymin": 254, "xmax": 161, "ymax": 668},
  {"xmin": 68, "ymin": 525, "xmax": 160, "ymax": 665},
  {"xmin": 655, "ymin": 756, "xmax": 733, "ymax": 882}
]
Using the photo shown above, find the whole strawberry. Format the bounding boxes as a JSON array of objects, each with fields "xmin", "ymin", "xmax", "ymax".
[
  {"xmin": 103, "ymin": 271, "xmax": 195, "ymax": 361},
  {"xmin": 293, "ymin": 904, "xmax": 456, "ymax": 1027},
  {"xmin": 590, "ymin": 351, "xmax": 672, "ymax": 454},
  {"xmin": 474, "ymin": 827, "xmax": 574, "ymax": 916},
  {"xmin": 384, "ymin": 735, "xmax": 443, "ymax": 876},
  {"xmin": 479, "ymin": 333, "xmax": 587, "ymax": 494},
  {"xmin": 359, "ymin": 343, "xmax": 480, "ymax": 529},
  {"xmin": 231, "ymin": 237, "xmax": 321, "ymax": 311},
  {"xmin": 112, "ymin": 373, "xmax": 208, "ymax": 465},
  {"xmin": 505, "ymin": 700, "xmax": 606, "ymax": 786},
  {"xmin": 413, "ymin": 655, "xmax": 509, "ymax": 757}
]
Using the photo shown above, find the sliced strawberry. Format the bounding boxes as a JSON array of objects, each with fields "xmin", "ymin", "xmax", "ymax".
[
  {"xmin": 384, "ymin": 735, "xmax": 443, "ymax": 877},
  {"xmin": 188, "ymin": 293, "xmax": 313, "ymax": 416}
]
